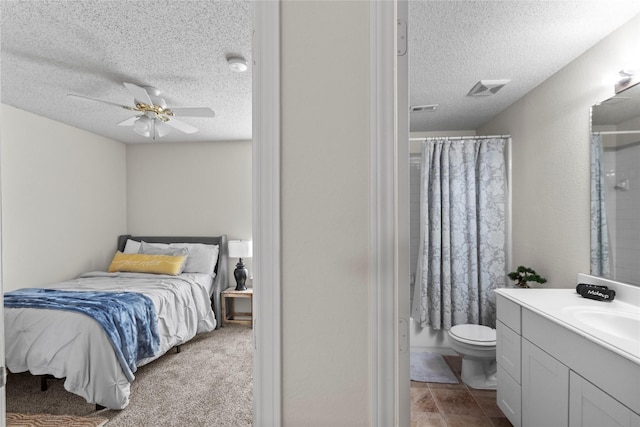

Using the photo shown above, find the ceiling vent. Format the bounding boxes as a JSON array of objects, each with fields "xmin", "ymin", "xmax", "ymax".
[
  {"xmin": 467, "ymin": 80, "xmax": 510, "ymax": 97},
  {"xmin": 410, "ymin": 104, "xmax": 438, "ymax": 112}
]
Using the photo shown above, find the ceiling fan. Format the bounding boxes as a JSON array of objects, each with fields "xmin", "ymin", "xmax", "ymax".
[{"xmin": 68, "ymin": 82, "xmax": 215, "ymax": 139}]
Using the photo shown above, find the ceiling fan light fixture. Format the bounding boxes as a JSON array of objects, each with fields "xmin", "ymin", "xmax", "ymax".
[
  {"xmin": 155, "ymin": 121, "xmax": 171, "ymax": 138},
  {"xmin": 133, "ymin": 115, "xmax": 153, "ymax": 137},
  {"xmin": 227, "ymin": 56, "xmax": 248, "ymax": 73}
]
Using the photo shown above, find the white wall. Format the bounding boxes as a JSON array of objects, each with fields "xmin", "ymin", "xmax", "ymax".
[
  {"xmin": 126, "ymin": 140, "xmax": 253, "ymax": 288},
  {"xmin": 281, "ymin": 1, "xmax": 370, "ymax": 424},
  {"xmin": 479, "ymin": 15, "xmax": 640, "ymax": 288},
  {"xmin": 0, "ymin": 105, "xmax": 127, "ymax": 291},
  {"xmin": 0, "ymin": 108, "xmax": 253, "ymax": 293},
  {"xmin": 126, "ymin": 141, "xmax": 252, "ymax": 237}
]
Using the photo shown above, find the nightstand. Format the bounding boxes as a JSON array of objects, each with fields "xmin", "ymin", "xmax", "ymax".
[{"xmin": 221, "ymin": 287, "xmax": 253, "ymax": 328}]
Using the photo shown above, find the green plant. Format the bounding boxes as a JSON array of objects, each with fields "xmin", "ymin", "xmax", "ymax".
[{"xmin": 508, "ymin": 266, "xmax": 547, "ymax": 288}]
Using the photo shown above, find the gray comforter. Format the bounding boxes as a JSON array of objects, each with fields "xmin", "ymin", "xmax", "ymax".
[{"xmin": 5, "ymin": 271, "xmax": 216, "ymax": 409}]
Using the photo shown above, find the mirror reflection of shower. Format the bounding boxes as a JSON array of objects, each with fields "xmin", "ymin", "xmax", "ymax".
[
  {"xmin": 591, "ymin": 80, "xmax": 640, "ymax": 285},
  {"xmin": 602, "ymin": 139, "xmax": 640, "ymax": 284}
]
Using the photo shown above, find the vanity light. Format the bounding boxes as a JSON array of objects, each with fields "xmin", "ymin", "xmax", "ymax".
[
  {"xmin": 615, "ymin": 69, "xmax": 639, "ymax": 94},
  {"xmin": 618, "ymin": 69, "xmax": 634, "ymax": 83}
]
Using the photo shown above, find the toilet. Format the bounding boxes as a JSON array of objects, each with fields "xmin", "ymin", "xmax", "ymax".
[{"xmin": 447, "ymin": 324, "xmax": 497, "ymax": 390}]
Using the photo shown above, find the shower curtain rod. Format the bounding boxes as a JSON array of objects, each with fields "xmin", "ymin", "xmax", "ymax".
[
  {"xmin": 592, "ymin": 130, "xmax": 640, "ymax": 135},
  {"xmin": 409, "ymin": 134, "xmax": 510, "ymax": 141}
]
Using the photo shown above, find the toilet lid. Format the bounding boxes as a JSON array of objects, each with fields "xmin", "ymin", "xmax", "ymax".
[{"xmin": 449, "ymin": 324, "xmax": 496, "ymax": 346}]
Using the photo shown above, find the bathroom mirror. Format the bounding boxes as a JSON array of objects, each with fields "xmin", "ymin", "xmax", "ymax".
[{"xmin": 590, "ymin": 81, "xmax": 640, "ymax": 286}]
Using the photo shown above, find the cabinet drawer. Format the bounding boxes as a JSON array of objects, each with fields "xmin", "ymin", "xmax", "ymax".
[
  {"xmin": 497, "ymin": 320, "xmax": 521, "ymax": 383},
  {"xmin": 497, "ymin": 293, "xmax": 521, "ymax": 333},
  {"xmin": 498, "ymin": 364, "xmax": 521, "ymax": 427}
]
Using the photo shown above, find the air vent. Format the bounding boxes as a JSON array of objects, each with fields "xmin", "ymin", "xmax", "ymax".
[
  {"xmin": 467, "ymin": 80, "xmax": 510, "ymax": 97},
  {"xmin": 410, "ymin": 104, "xmax": 438, "ymax": 112}
]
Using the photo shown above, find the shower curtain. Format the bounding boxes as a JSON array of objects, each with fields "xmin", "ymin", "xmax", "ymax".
[
  {"xmin": 590, "ymin": 133, "xmax": 611, "ymax": 277},
  {"xmin": 412, "ymin": 137, "xmax": 508, "ymax": 330}
]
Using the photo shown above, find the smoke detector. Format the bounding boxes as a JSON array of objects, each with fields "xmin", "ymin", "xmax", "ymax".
[
  {"xmin": 227, "ymin": 56, "xmax": 248, "ymax": 72},
  {"xmin": 467, "ymin": 80, "xmax": 510, "ymax": 96}
]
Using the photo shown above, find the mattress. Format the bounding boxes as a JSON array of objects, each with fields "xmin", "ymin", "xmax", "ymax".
[{"xmin": 5, "ymin": 271, "xmax": 216, "ymax": 409}]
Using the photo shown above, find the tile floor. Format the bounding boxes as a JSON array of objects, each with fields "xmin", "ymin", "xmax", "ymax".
[{"xmin": 411, "ymin": 355, "xmax": 513, "ymax": 427}]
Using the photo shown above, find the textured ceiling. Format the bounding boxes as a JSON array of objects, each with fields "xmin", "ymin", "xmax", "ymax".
[
  {"xmin": 1, "ymin": 0, "xmax": 252, "ymax": 143},
  {"xmin": 409, "ymin": 1, "xmax": 640, "ymax": 133},
  {"xmin": 1, "ymin": 1, "xmax": 640, "ymax": 143}
]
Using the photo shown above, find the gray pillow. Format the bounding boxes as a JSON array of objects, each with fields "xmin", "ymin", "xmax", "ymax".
[
  {"xmin": 138, "ymin": 241, "xmax": 219, "ymax": 274},
  {"xmin": 139, "ymin": 242, "xmax": 189, "ymax": 274}
]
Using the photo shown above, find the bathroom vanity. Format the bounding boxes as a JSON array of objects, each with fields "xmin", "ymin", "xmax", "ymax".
[{"xmin": 495, "ymin": 274, "xmax": 640, "ymax": 427}]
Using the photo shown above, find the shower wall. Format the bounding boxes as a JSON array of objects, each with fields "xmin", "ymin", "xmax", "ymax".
[
  {"xmin": 604, "ymin": 141, "xmax": 640, "ymax": 283},
  {"xmin": 601, "ymin": 114, "xmax": 640, "ymax": 284}
]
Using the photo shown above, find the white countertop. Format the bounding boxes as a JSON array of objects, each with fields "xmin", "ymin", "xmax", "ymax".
[{"xmin": 495, "ymin": 286, "xmax": 640, "ymax": 365}]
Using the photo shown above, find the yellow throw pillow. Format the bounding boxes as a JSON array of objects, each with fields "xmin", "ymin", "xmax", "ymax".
[{"xmin": 108, "ymin": 252, "xmax": 187, "ymax": 276}]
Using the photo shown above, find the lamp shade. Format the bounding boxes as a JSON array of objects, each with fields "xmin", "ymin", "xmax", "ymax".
[{"xmin": 228, "ymin": 240, "xmax": 253, "ymax": 259}]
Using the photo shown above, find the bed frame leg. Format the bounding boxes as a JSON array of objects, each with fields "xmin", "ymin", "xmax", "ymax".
[
  {"xmin": 40, "ymin": 376, "xmax": 48, "ymax": 391},
  {"xmin": 176, "ymin": 345, "xmax": 181, "ymax": 353},
  {"xmin": 96, "ymin": 404, "xmax": 105, "ymax": 411}
]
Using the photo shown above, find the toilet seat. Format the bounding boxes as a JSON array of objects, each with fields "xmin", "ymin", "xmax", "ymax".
[{"xmin": 449, "ymin": 324, "xmax": 496, "ymax": 347}]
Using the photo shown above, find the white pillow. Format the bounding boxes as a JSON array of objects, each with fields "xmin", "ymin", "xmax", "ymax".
[
  {"xmin": 123, "ymin": 239, "xmax": 141, "ymax": 254},
  {"xmin": 139, "ymin": 241, "xmax": 219, "ymax": 274}
]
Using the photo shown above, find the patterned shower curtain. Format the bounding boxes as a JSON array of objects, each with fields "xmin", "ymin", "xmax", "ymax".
[
  {"xmin": 411, "ymin": 137, "xmax": 508, "ymax": 330},
  {"xmin": 590, "ymin": 133, "xmax": 611, "ymax": 278}
]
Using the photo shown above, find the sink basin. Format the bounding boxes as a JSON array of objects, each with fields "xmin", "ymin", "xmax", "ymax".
[{"xmin": 562, "ymin": 306, "xmax": 640, "ymax": 343}]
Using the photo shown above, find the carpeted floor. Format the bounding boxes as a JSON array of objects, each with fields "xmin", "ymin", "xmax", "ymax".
[{"xmin": 6, "ymin": 324, "xmax": 253, "ymax": 426}]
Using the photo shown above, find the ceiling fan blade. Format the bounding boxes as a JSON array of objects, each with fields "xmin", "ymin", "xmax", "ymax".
[
  {"xmin": 67, "ymin": 93, "xmax": 132, "ymax": 110},
  {"xmin": 117, "ymin": 116, "xmax": 139, "ymax": 126},
  {"xmin": 165, "ymin": 118, "xmax": 198, "ymax": 134},
  {"xmin": 170, "ymin": 107, "xmax": 216, "ymax": 118},
  {"xmin": 123, "ymin": 82, "xmax": 153, "ymax": 105}
]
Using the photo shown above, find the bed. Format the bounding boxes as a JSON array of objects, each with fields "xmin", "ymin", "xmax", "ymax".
[{"xmin": 4, "ymin": 234, "xmax": 228, "ymax": 410}]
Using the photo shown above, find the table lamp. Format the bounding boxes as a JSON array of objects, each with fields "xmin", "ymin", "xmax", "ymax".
[{"xmin": 228, "ymin": 240, "xmax": 253, "ymax": 291}]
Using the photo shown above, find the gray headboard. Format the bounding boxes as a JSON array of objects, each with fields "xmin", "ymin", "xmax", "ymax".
[{"xmin": 117, "ymin": 234, "xmax": 228, "ymax": 329}]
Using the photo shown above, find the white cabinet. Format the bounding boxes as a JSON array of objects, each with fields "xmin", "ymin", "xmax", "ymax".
[
  {"xmin": 569, "ymin": 372, "xmax": 640, "ymax": 427},
  {"xmin": 496, "ymin": 295, "xmax": 522, "ymax": 427},
  {"xmin": 497, "ymin": 364, "xmax": 521, "ymax": 426},
  {"xmin": 495, "ymin": 292, "xmax": 640, "ymax": 427},
  {"xmin": 521, "ymin": 338, "xmax": 569, "ymax": 427},
  {"xmin": 497, "ymin": 320, "xmax": 520, "ymax": 381}
]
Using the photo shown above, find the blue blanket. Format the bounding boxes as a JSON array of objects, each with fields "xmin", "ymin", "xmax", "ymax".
[{"xmin": 4, "ymin": 288, "xmax": 160, "ymax": 382}]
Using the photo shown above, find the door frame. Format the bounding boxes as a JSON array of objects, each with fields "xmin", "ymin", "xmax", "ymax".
[
  {"xmin": 252, "ymin": 1, "xmax": 402, "ymax": 425},
  {"xmin": 252, "ymin": 1, "xmax": 282, "ymax": 426},
  {"xmin": 369, "ymin": 0, "xmax": 406, "ymax": 426}
]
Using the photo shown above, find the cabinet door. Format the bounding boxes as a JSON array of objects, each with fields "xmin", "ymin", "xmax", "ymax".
[
  {"xmin": 522, "ymin": 339, "xmax": 569, "ymax": 427},
  {"xmin": 498, "ymin": 364, "xmax": 522, "ymax": 427},
  {"xmin": 569, "ymin": 371, "xmax": 640, "ymax": 427}
]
